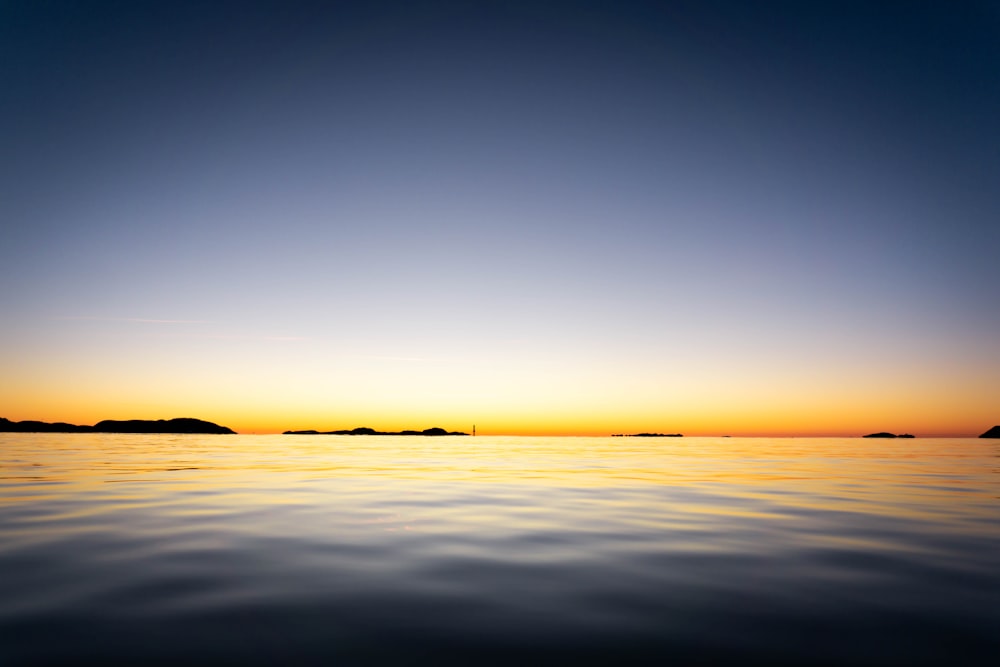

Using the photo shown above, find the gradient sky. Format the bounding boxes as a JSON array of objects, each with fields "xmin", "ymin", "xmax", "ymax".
[{"xmin": 2, "ymin": 0, "xmax": 998, "ymax": 435}]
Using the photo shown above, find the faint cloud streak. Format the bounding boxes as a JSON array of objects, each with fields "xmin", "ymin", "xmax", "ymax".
[
  {"xmin": 54, "ymin": 316, "xmax": 211, "ymax": 324},
  {"xmin": 52, "ymin": 316, "xmax": 307, "ymax": 342}
]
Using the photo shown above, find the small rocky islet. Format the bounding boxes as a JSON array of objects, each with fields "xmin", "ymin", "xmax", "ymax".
[{"xmin": 284, "ymin": 426, "xmax": 468, "ymax": 436}]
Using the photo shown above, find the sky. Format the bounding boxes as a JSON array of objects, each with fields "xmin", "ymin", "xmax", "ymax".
[{"xmin": 2, "ymin": 0, "xmax": 998, "ymax": 436}]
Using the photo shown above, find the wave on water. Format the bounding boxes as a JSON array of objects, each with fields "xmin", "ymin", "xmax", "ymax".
[{"xmin": 1, "ymin": 435, "xmax": 998, "ymax": 665}]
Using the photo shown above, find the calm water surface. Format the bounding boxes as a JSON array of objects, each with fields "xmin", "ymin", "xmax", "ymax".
[{"xmin": 1, "ymin": 435, "xmax": 997, "ymax": 665}]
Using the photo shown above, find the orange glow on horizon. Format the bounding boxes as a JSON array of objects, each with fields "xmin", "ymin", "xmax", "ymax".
[
  {"xmin": 2, "ymin": 344, "xmax": 994, "ymax": 438},
  {"xmin": 0, "ymin": 406, "xmax": 986, "ymax": 438}
]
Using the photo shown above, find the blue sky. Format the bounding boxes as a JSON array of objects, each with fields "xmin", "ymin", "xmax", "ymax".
[{"xmin": 2, "ymin": 1, "xmax": 998, "ymax": 434}]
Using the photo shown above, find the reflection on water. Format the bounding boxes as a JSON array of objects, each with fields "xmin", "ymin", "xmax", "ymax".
[{"xmin": 1, "ymin": 435, "xmax": 998, "ymax": 665}]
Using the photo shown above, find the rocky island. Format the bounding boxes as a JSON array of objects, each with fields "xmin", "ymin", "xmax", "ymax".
[
  {"xmin": 862, "ymin": 432, "xmax": 915, "ymax": 438},
  {"xmin": 979, "ymin": 426, "xmax": 1000, "ymax": 438},
  {"xmin": 0, "ymin": 417, "xmax": 235, "ymax": 434},
  {"xmin": 611, "ymin": 432, "xmax": 684, "ymax": 437},
  {"xmin": 284, "ymin": 426, "xmax": 468, "ymax": 436}
]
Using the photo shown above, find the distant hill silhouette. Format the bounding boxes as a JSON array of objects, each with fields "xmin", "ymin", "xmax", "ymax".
[
  {"xmin": 93, "ymin": 418, "xmax": 235, "ymax": 434},
  {"xmin": 284, "ymin": 426, "xmax": 468, "ymax": 436},
  {"xmin": 611, "ymin": 432, "xmax": 683, "ymax": 437},
  {"xmin": 979, "ymin": 426, "xmax": 1000, "ymax": 438},
  {"xmin": 0, "ymin": 417, "xmax": 235, "ymax": 434},
  {"xmin": 862, "ymin": 432, "xmax": 915, "ymax": 438},
  {"xmin": 0, "ymin": 418, "xmax": 92, "ymax": 433}
]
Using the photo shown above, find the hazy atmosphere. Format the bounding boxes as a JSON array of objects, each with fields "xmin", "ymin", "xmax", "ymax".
[{"xmin": 3, "ymin": 0, "xmax": 998, "ymax": 435}]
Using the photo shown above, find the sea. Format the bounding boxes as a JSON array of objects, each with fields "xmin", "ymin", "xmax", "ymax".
[{"xmin": 1, "ymin": 434, "xmax": 997, "ymax": 666}]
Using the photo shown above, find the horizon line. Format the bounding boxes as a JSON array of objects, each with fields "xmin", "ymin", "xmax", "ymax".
[{"xmin": 1, "ymin": 416, "xmax": 988, "ymax": 439}]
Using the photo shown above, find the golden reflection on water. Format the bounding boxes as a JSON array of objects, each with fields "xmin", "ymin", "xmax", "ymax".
[
  {"xmin": 3, "ymin": 435, "xmax": 996, "ymax": 527},
  {"xmin": 1, "ymin": 434, "xmax": 991, "ymax": 480}
]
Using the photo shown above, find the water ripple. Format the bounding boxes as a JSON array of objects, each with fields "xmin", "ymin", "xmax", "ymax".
[{"xmin": 1, "ymin": 435, "xmax": 998, "ymax": 665}]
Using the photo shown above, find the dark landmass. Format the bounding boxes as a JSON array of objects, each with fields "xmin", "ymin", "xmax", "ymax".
[
  {"xmin": 863, "ymin": 432, "xmax": 915, "ymax": 439},
  {"xmin": 284, "ymin": 426, "xmax": 468, "ymax": 436},
  {"xmin": 612, "ymin": 433, "xmax": 683, "ymax": 437},
  {"xmin": 979, "ymin": 425, "xmax": 1000, "ymax": 438},
  {"xmin": 93, "ymin": 418, "xmax": 236, "ymax": 434},
  {"xmin": 0, "ymin": 417, "xmax": 235, "ymax": 434},
  {"xmin": 0, "ymin": 418, "xmax": 92, "ymax": 433}
]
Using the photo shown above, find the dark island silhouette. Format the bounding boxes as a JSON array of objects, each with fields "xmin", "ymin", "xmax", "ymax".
[
  {"xmin": 0, "ymin": 417, "xmax": 235, "ymax": 434},
  {"xmin": 284, "ymin": 426, "xmax": 468, "ymax": 436},
  {"xmin": 611, "ymin": 432, "xmax": 683, "ymax": 437},
  {"xmin": 863, "ymin": 432, "xmax": 915, "ymax": 438},
  {"xmin": 979, "ymin": 426, "xmax": 1000, "ymax": 438}
]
